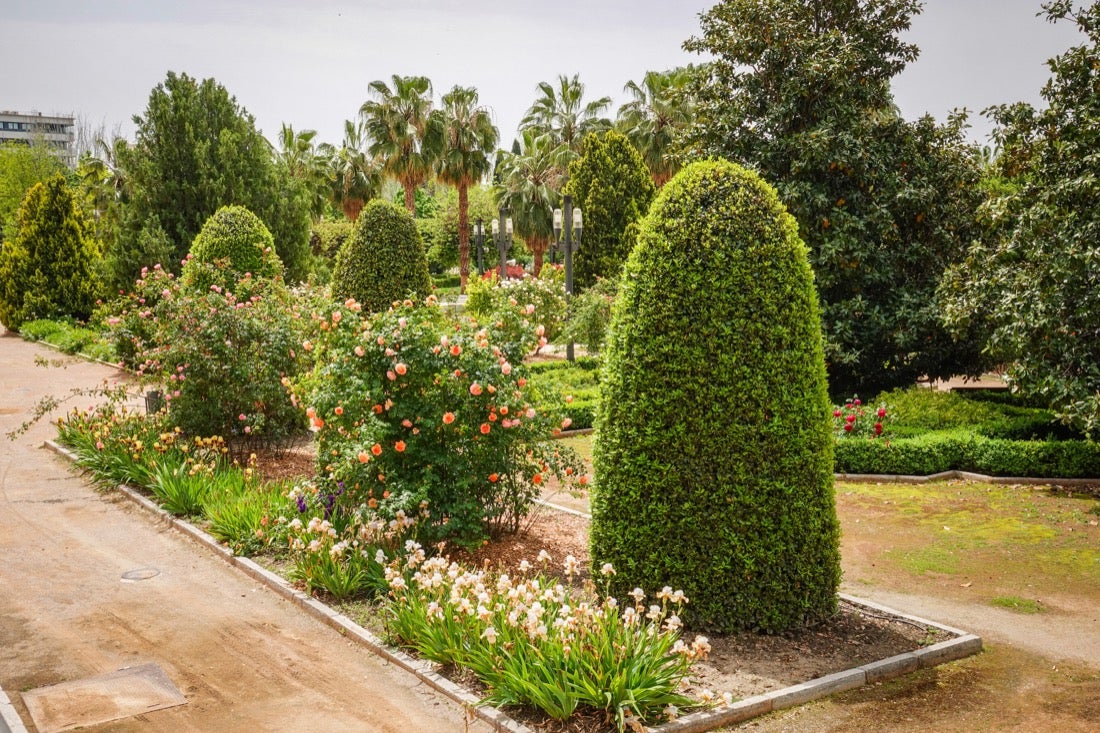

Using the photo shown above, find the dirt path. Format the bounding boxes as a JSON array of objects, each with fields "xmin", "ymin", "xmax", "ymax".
[{"xmin": 0, "ymin": 333, "xmax": 491, "ymax": 732}]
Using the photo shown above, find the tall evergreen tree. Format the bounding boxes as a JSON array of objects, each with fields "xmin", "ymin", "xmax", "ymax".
[
  {"xmin": 685, "ymin": 0, "xmax": 985, "ymax": 397},
  {"xmin": 115, "ymin": 72, "xmax": 310, "ymax": 287},
  {"xmin": 564, "ymin": 130, "xmax": 655, "ymax": 290},
  {"xmin": 0, "ymin": 174, "xmax": 101, "ymax": 329}
]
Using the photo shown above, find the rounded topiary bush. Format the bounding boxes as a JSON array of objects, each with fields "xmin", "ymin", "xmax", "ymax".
[
  {"xmin": 590, "ymin": 159, "xmax": 841, "ymax": 633},
  {"xmin": 181, "ymin": 205, "xmax": 282, "ymax": 291},
  {"xmin": 332, "ymin": 199, "xmax": 432, "ymax": 313}
]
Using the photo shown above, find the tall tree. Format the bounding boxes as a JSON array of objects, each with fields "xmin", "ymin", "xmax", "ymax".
[
  {"xmin": 684, "ymin": 0, "xmax": 985, "ymax": 398},
  {"xmin": 520, "ymin": 74, "xmax": 612, "ymax": 164},
  {"xmin": 360, "ymin": 74, "xmax": 437, "ymax": 214},
  {"xmin": 320, "ymin": 120, "xmax": 382, "ymax": 223},
  {"xmin": 564, "ymin": 130, "xmax": 656, "ymax": 290},
  {"xmin": 495, "ymin": 128, "xmax": 569, "ymax": 276},
  {"xmin": 0, "ymin": 174, "xmax": 101, "ymax": 329},
  {"xmin": 116, "ymin": 72, "xmax": 311, "ymax": 287},
  {"xmin": 940, "ymin": 0, "xmax": 1100, "ymax": 437},
  {"xmin": 0, "ymin": 140, "xmax": 63, "ymax": 239},
  {"xmin": 616, "ymin": 67, "xmax": 695, "ymax": 187},
  {"xmin": 428, "ymin": 85, "xmax": 499, "ymax": 290}
]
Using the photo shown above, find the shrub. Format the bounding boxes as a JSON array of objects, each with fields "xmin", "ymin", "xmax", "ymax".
[
  {"xmin": 181, "ymin": 205, "xmax": 283, "ymax": 293},
  {"xmin": 526, "ymin": 358, "xmax": 601, "ymax": 430},
  {"xmin": 106, "ymin": 262, "xmax": 308, "ymax": 451},
  {"xmin": 465, "ymin": 269, "xmax": 568, "ymax": 345},
  {"xmin": 591, "ymin": 159, "xmax": 841, "ymax": 633},
  {"xmin": 879, "ymin": 387, "xmax": 1062, "ymax": 440},
  {"xmin": 832, "ymin": 396, "xmax": 891, "ymax": 440},
  {"xmin": 293, "ymin": 296, "xmax": 584, "ymax": 546},
  {"xmin": 563, "ymin": 275, "xmax": 618, "ymax": 355},
  {"xmin": 0, "ymin": 174, "xmax": 102, "ymax": 330},
  {"xmin": 331, "ymin": 199, "xmax": 432, "ymax": 314}
]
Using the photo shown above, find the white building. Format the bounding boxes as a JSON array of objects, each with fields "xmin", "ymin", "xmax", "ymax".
[{"xmin": 0, "ymin": 111, "xmax": 75, "ymax": 167}]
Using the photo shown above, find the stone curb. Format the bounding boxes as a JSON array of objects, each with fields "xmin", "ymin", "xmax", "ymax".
[
  {"xmin": 835, "ymin": 469, "xmax": 1100, "ymax": 487},
  {"xmin": 0, "ymin": 685, "xmax": 29, "ymax": 733},
  {"xmin": 41, "ymin": 440, "xmax": 985, "ymax": 733}
]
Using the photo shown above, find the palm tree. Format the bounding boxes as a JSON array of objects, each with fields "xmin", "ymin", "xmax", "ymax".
[
  {"xmin": 320, "ymin": 119, "xmax": 382, "ymax": 223},
  {"xmin": 276, "ymin": 123, "xmax": 332, "ymax": 220},
  {"xmin": 495, "ymin": 128, "xmax": 569, "ymax": 276},
  {"xmin": 520, "ymin": 74, "xmax": 611, "ymax": 164},
  {"xmin": 616, "ymin": 67, "xmax": 695, "ymax": 187},
  {"xmin": 360, "ymin": 74, "xmax": 437, "ymax": 213},
  {"xmin": 428, "ymin": 85, "xmax": 499, "ymax": 290}
]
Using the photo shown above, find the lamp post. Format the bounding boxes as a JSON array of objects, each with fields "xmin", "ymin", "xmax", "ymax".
[
  {"xmin": 553, "ymin": 194, "xmax": 583, "ymax": 361},
  {"xmin": 473, "ymin": 217, "xmax": 485, "ymax": 276},
  {"xmin": 491, "ymin": 205, "xmax": 513, "ymax": 281}
]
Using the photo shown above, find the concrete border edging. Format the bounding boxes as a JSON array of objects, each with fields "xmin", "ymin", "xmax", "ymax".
[
  {"xmin": 42, "ymin": 439, "xmax": 984, "ymax": 733},
  {"xmin": 0, "ymin": 684, "xmax": 29, "ymax": 733}
]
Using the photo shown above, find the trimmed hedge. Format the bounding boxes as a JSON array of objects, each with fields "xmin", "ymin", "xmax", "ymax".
[
  {"xmin": 331, "ymin": 199, "xmax": 432, "ymax": 314},
  {"xmin": 182, "ymin": 205, "xmax": 283, "ymax": 292},
  {"xmin": 590, "ymin": 159, "xmax": 840, "ymax": 633},
  {"xmin": 526, "ymin": 358, "xmax": 599, "ymax": 430},
  {"xmin": 835, "ymin": 431, "xmax": 1100, "ymax": 478}
]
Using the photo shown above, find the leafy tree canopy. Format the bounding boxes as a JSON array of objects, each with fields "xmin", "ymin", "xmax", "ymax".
[
  {"xmin": 685, "ymin": 0, "xmax": 986, "ymax": 397},
  {"xmin": 0, "ymin": 140, "xmax": 65, "ymax": 239},
  {"xmin": 940, "ymin": 0, "xmax": 1100, "ymax": 437}
]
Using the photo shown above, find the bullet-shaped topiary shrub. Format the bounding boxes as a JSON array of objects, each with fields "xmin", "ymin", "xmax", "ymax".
[
  {"xmin": 181, "ymin": 205, "xmax": 283, "ymax": 292},
  {"xmin": 332, "ymin": 199, "xmax": 432, "ymax": 313},
  {"xmin": 590, "ymin": 159, "xmax": 841, "ymax": 633}
]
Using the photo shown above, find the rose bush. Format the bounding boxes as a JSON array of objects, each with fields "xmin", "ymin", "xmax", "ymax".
[{"xmin": 293, "ymin": 294, "xmax": 584, "ymax": 545}]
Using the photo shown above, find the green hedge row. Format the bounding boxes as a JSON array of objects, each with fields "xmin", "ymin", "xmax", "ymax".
[
  {"xmin": 526, "ymin": 358, "xmax": 600, "ymax": 429},
  {"xmin": 836, "ymin": 430, "xmax": 1100, "ymax": 478},
  {"xmin": 19, "ymin": 319, "xmax": 115, "ymax": 362}
]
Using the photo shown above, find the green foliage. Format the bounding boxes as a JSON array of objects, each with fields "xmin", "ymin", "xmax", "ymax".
[
  {"xmin": 385, "ymin": 552, "xmax": 703, "ymax": 729},
  {"xmin": 114, "ymin": 72, "xmax": 310, "ymax": 288},
  {"xmin": 18, "ymin": 318, "xmax": 114, "ymax": 361},
  {"xmin": 591, "ymin": 159, "xmax": 840, "ymax": 633},
  {"xmin": 939, "ymin": 1, "xmax": 1100, "ymax": 438},
  {"xmin": 182, "ymin": 205, "xmax": 283, "ymax": 292},
  {"xmin": 879, "ymin": 387, "xmax": 1064, "ymax": 440},
  {"xmin": 465, "ymin": 269, "xmax": 568, "ymax": 345},
  {"xmin": 564, "ymin": 130, "xmax": 656, "ymax": 290},
  {"xmin": 563, "ymin": 275, "xmax": 618, "ymax": 355},
  {"xmin": 311, "ymin": 219, "xmax": 354, "ymax": 261},
  {"xmin": 105, "ymin": 264, "xmax": 307, "ymax": 449},
  {"xmin": 526, "ymin": 358, "xmax": 600, "ymax": 430},
  {"xmin": 331, "ymin": 199, "xmax": 432, "ymax": 314},
  {"xmin": 0, "ymin": 140, "xmax": 64, "ymax": 237},
  {"xmin": 417, "ymin": 184, "xmax": 497, "ymax": 274},
  {"xmin": 293, "ymin": 298, "xmax": 584, "ymax": 546},
  {"xmin": 685, "ymin": 0, "xmax": 986, "ymax": 397},
  {"xmin": 0, "ymin": 174, "xmax": 102, "ymax": 330},
  {"xmin": 834, "ymin": 430, "xmax": 1100, "ymax": 478}
]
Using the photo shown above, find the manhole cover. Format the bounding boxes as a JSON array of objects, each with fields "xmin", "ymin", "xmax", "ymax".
[
  {"xmin": 121, "ymin": 568, "xmax": 160, "ymax": 582},
  {"xmin": 22, "ymin": 662, "xmax": 187, "ymax": 732}
]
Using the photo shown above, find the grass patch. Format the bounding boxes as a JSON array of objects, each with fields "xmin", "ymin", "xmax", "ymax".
[
  {"xmin": 990, "ymin": 596, "xmax": 1043, "ymax": 614},
  {"xmin": 895, "ymin": 545, "xmax": 961, "ymax": 576}
]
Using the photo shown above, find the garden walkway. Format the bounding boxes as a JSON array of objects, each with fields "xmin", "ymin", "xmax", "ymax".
[{"xmin": 0, "ymin": 333, "xmax": 491, "ymax": 732}]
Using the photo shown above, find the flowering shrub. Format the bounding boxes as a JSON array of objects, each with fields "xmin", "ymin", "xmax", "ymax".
[
  {"xmin": 832, "ymin": 396, "xmax": 890, "ymax": 440},
  {"xmin": 104, "ymin": 260, "xmax": 308, "ymax": 452},
  {"xmin": 466, "ymin": 269, "xmax": 568, "ymax": 345},
  {"xmin": 384, "ymin": 550, "xmax": 708, "ymax": 730},
  {"xmin": 293, "ymin": 295, "xmax": 585, "ymax": 545}
]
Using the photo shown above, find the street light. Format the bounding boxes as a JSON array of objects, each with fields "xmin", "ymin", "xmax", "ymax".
[
  {"xmin": 473, "ymin": 217, "xmax": 485, "ymax": 276},
  {"xmin": 552, "ymin": 194, "xmax": 583, "ymax": 361},
  {"xmin": 490, "ymin": 205, "xmax": 513, "ymax": 281}
]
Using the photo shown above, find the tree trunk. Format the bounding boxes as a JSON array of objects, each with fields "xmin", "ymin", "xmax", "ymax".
[
  {"xmin": 457, "ymin": 184, "xmax": 470, "ymax": 292},
  {"xmin": 403, "ymin": 182, "xmax": 416, "ymax": 214},
  {"xmin": 342, "ymin": 198, "xmax": 364, "ymax": 222},
  {"xmin": 530, "ymin": 235, "xmax": 549, "ymax": 277}
]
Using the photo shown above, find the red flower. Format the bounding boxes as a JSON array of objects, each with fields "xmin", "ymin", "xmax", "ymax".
[
  {"xmin": 371, "ymin": 443, "xmax": 383, "ymax": 456},
  {"xmin": 877, "ymin": 407, "xmax": 887, "ymax": 418},
  {"xmin": 442, "ymin": 412, "xmax": 455, "ymax": 424},
  {"xmin": 395, "ymin": 440, "xmax": 406, "ymax": 452},
  {"xmin": 874, "ymin": 422, "xmax": 883, "ymax": 435},
  {"xmin": 844, "ymin": 423, "xmax": 854, "ymax": 432},
  {"xmin": 480, "ymin": 423, "xmax": 491, "ymax": 435}
]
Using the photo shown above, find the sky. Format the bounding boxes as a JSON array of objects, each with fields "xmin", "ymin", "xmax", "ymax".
[{"xmin": 0, "ymin": 0, "xmax": 1087, "ymax": 152}]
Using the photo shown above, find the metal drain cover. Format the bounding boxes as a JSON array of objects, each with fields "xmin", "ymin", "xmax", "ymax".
[
  {"xmin": 121, "ymin": 567, "xmax": 160, "ymax": 582},
  {"xmin": 22, "ymin": 662, "xmax": 187, "ymax": 732}
]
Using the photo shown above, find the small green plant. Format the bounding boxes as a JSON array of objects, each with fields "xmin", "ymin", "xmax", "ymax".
[
  {"xmin": 990, "ymin": 596, "xmax": 1043, "ymax": 614},
  {"xmin": 149, "ymin": 456, "xmax": 213, "ymax": 517},
  {"xmin": 384, "ymin": 551, "xmax": 710, "ymax": 730}
]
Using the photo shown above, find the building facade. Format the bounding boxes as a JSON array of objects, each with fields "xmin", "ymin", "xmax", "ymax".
[{"xmin": 0, "ymin": 111, "xmax": 76, "ymax": 167}]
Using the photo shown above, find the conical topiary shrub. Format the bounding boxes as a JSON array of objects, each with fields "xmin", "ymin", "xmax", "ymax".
[
  {"xmin": 332, "ymin": 199, "xmax": 432, "ymax": 313},
  {"xmin": 181, "ymin": 205, "xmax": 283, "ymax": 292},
  {"xmin": 590, "ymin": 159, "xmax": 841, "ymax": 633}
]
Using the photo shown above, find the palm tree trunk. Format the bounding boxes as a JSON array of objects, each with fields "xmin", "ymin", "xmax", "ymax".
[
  {"xmin": 457, "ymin": 183, "xmax": 470, "ymax": 292},
  {"xmin": 342, "ymin": 198, "xmax": 364, "ymax": 222},
  {"xmin": 403, "ymin": 182, "xmax": 416, "ymax": 213},
  {"xmin": 530, "ymin": 235, "xmax": 549, "ymax": 277}
]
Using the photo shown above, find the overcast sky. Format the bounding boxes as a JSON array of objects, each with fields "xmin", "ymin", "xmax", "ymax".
[{"xmin": 0, "ymin": 0, "xmax": 1086, "ymax": 151}]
